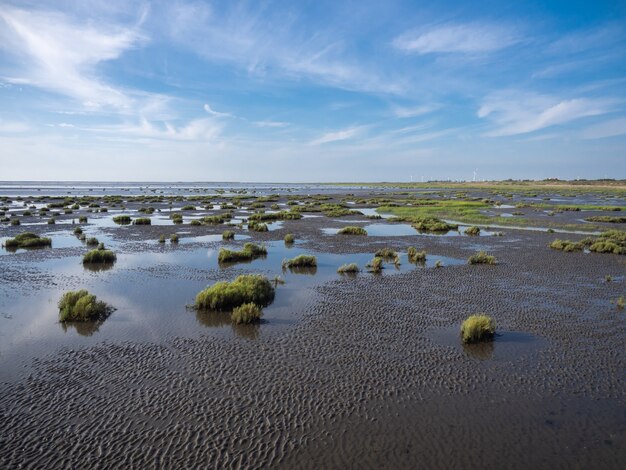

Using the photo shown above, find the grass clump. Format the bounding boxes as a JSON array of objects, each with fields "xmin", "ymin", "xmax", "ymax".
[
  {"xmin": 284, "ymin": 233, "xmax": 295, "ymax": 244},
  {"xmin": 464, "ymin": 226, "xmax": 481, "ymax": 236},
  {"xmin": 112, "ymin": 215, "xmax": 132, "ymax": 225},
  {"xmin": 170, "ymin": 234, "xmax": 179, "ymax": 243},
  {"xmin": 83, "ymin": 247, "xmax": 116, "ymax": 264},
  {"xmin": 218, "ymin": 242, "xmax": 267, "ymax": 263},
  {"xmin": 248, "ymin": 221, "xmax": 269, "ymax": 232},
  {"xmin": 617, "ymin": 296, "xmax": 625, "ymax": 310},
  {"xmin": 337, "ymin": 263, "xmax": 360, "ymax": 274},
  {"xmin": 231, "ymin": 302, "xmax": 262, "ymax": 324},
  {"xmin": 195, "ymin": 274, "xmax": 275, "ymax": 311},
  {"xmin": 158, "ymin": 234, "xmax": 166, "ymax": 243},
  {"xmin": 222, "ymin": 230, "xmax": 235, "ymax": 240},
  {"xmin": 366, "ymin": 256, "xmax": 384, "ymax": 273},
  {"xmin": 133, "ymin": 217, "xmax": 151, "ymax": 225},
  {"xmin": 549, "ymin": 239, "xmax": 583, "ymax": 252},
  {"xmin": 337, "ymin": 226, "xmax": 367, "ymax": 235},
  {"xmin": 11, "ymin": 218, "xmax": 20, "ymax": 226},
  {"xmin": 461, "ymin": 314, "xmax": 496, "ymax": 343},
  {"xmin": 411, "ymin": 216, "xmax": 457, "ymax": 233},
  {"xmin": 249, "ymin": 211, "xmax": 302, "ymax": 221},
  {"xmin": 550, "ymin": 231, "xmax": 625, "ymax": 255},
  {"xmin": 73, "ymin": 227, "xmax": 83, "ymax": 235},
  {"xmin": 375, "ymin": 247, "xmax": 397, "ymax": 259},
  {"xmin": 85, "ymin": 237, "xmax": 99, "ymax": 246},
  {"xmin": 468, "ymin": 251, "xmax": 497, "ymax": 265},
  {"xmin": 78, "ymin": 216, "xmax": 87, "ymax": 223},
  {"xmin": 282, "ymin": 255, "xmax": 317, "ymax": 268},
  {"xmin": 58, "ymin": 289, "xmax": 110, "ymax": 322},
  {"xmin": 4, "ymin": 232, "xmax": 52, "ymax": 249},
  {"xmin": 407, "ymin": 246, "xmax": 426, "ymax": 263},
  {"xmin": 585, "ymin": 216, "xmax": 626, "ymax": 223}
]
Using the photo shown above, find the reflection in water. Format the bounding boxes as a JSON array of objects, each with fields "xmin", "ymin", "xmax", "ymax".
[
  {"xmin": 232, "ymin": 322, "xmax": 260, "ymax": 340},
  {"xmin": 195, "ymin": 310, "xmax": 231, "ymax": 328},
  {"xmin": 462, "ymin": 341, "xmax": 495, "ymax": 360},
  {"xmin": 195, "ymin": 310, "xmax": 261, "ymax": 339},
  {"xmin": 61, "ymin": 320, "xmax": 104, "ymax": 336},
  {"xmin": 83, "ymin": 262, "xmax": 116, "ymax": 272},
  {"xmin": 217, "ymin": 254, "xmax": 267, "ymax": 269},
  {"xmin": 283, "ymin": 266, "xmax": 318, "ymax": 276}
]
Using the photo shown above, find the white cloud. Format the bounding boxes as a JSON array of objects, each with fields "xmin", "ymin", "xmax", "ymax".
[
  {"xmin": 166, "ymin": 3, "xmax": 403, "ymax": 95},
  {"xmin": 580, "ymin": 118, "xmax": 626, "ymax": 139},
  {"xmin": 203, "ymin": 104, "xmax": 233, "ymax": 118},
  {"xmin": 87, "ymin": 118, "xmax": 222, "ymax": 142},
  {"xmin": 309, "ymin": 126, "xmax": 363, "ymax": 145},
  {"xmin": 394, "ymin": 23, "xmax": 519, "ymax": 54},
  {"xmin": 254, "ymin": 120, "xmax": 289, "ymax": 128},
  {"xmin": 477, "ymin": 91, "xmax": 617, "ymax": 136},
  {"xmin": 0, "ymin": 6, "xmax": 144, "ymax": 110},
  {"xmin": 392, "ymin": 104, "xmax": 439, "ymax": 118}
]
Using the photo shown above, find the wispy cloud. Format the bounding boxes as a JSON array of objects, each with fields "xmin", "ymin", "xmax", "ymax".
[
  {"xmin": 580, "ymin": 118, "xmax": 626, "ymax": 139},
  {"xmin": 309, "ymin": 126, "xmax": 364, "ymax": 145},
  {"xmin": 393, "ymin": 23, "xmax": 520, "ymax": 54},
  {"xmin": 0, "ymin": 6, "xmax": 144, "ymax": 110},
  {"xmin": 254, "ymin": 120, "xmax": 289, "ymax": 128},
  {"xmin": 477, "ymin": 91, "xmax": 617, "ymax": 136},
  {"xmin": 165, "ymin": 2, "xmax": 403, "ymax": 94},
  {"xmin": 392, "ymin": 104, "xmax": 439, "ymax": 118},
  {"xmin": 203, "ymin": 104, "xmax": 233, "ymax": 118},
  {"xmin": 86, "ymin": 118, "xmax": 222, "ymax": 142}
]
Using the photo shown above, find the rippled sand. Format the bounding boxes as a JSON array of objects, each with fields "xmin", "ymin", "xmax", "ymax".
[{"xmin": 0, "ymin": 188, "xmax": 624, "ymax": 468}]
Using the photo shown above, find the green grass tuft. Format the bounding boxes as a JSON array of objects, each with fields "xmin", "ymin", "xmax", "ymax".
[
  {"xmin": 585, "ymin": 216, "xmax": 626, "ymax": 223},
  {"xmin": 222, "ymin": 230, "xmax": 235, "ymax": 240},
  {"xmin": 337, "ymin": 263, "xmax": 360, "ymax": 274},
  {"xmin": 83, "ymin": 248, "xmax": 116, "ymax": 264},
  {"xmin": 284, "ymin": 233, "xmax": 295, "ymax": 244},
  {"xmin": 218, "ymin": 242, "xmax": 267, "ymax": 263},
  {"xmin": 375, "ymin": 247, "xmax": 397, "ymax": 259},
  {"xmin": 468, "ymin": 251, "xmax": 497, "ymax": 265},
  {"xmin": 231, "ymin": 302, "xmax": 262, "ymax": 324},
  {"xmin": 366, "ymin": 256, "xmax": 384, "ymax": 273},
  {"xmin": 411, "ymin": 217, "xmax": 457, "ymax": 233},
  {"xmin": 133, "ymin": 217, "xmax": 151, "ymax": 225},
  {"xmin": 195, "ymin": 274, "xmax": 275, "ymax": 311},
  {"xmin": 4, "ymin": 232, "xmax": 52, "ymax": 249},
  {"xmin": 407, "ymin": 246, "xmax": 426, "ymax": 263},
  {"xmin": 461, "ymin": 314, "xmax": 496, "ymax": 343},
  {"xmin": 464, "ymin": 226, "xmax": 481, "ymax": 236},
  {"xmin": 337, "ymin": 226, "xmax": 367, "ymax": 235},
  {"xmin": 112, "ymin": 215, "xmax": 132, "ymax": 224},
  {"xmin": 58, "ymin": 289, "xmax": 110, "ymax": 322},
  {"xmin": 282, "ymin": 255, "xmax": 317, "ymax": 268}
]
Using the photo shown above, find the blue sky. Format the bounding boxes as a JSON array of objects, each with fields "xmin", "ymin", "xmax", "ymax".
[{"xmin": 1, "ymin": 0, "xmax": 625, "ymax": 182}]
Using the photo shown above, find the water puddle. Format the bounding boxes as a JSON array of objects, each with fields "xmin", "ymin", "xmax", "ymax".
[
  {"xmin": 322, "ymin": 224, "xmax": 496, "ymax": 237},
  {"xmin": 0, "ymin": 238, "xmax": 464, "ymax": 380},
  {"xmin": 430, "ymin": 325, "xmax": 545, "ymax": 361}
]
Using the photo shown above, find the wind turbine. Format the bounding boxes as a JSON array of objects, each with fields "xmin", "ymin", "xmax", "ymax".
[{"xmin": 473, "ymin": 168, "xmax": 478, "ymax": 182}]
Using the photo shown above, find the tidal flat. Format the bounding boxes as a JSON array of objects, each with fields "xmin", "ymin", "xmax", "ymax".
[{"xmin": 0, "ymin": 182, "xmax": 624, "ymax": 468}]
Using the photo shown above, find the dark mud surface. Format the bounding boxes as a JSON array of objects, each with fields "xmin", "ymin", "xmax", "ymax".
[{"xmin": 0, "ymin": 184, "xmax": 625, "ymax": 468}]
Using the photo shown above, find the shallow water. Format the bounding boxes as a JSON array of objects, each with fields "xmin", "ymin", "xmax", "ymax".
[
  {"xmin": 430, "ymin": 325, "xmax": 546, "ymax": 361},
  {"xmin": 322, "ymin": 223, "xmax": 496, "ymax": 237},
  {"xmin": 0, "ymin": 237, "xmax": 463, "ymax": 381}
]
